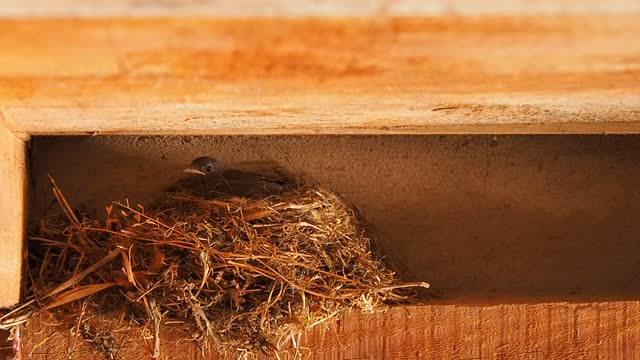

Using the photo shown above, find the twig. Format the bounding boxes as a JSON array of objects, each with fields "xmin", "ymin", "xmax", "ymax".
[{"xmin": 46, "ymin": 248, "xmax": 120, "ymax": 298}]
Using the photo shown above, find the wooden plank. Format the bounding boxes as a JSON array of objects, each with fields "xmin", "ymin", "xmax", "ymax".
[
  {"xmin": 18, "ymin": 302, "xmax": 640, "ymax": 359},
  {"xmin": 1, "ymin": 16, "xmax": 639, "ymax": 135},
  {"xmin": 1, "ymin": 0, "xmax": 639, "ymax": 17},
  {"xmin": 0, "ymin": 124, "xmax": 27, "ymax": 308}
]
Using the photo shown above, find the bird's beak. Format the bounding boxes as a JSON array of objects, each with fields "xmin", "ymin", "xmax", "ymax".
[{"xmin": 183, "ymin": 168, "xmax": 206, "ymax": 176}]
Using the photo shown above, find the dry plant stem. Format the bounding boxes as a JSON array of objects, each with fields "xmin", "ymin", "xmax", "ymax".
[
  {"xmin": 150, "ymin": 298, "xmax": 161, "ymax": 359},
  {"xmin": 48, "ymin": 175, "xmax": 79, "ymax": 225},
  {"xmin": 44, "ymin": 283, "xmax": 116, "ymax": 310},
  {"xmin": 46, "ymin": 249, "xmax": 120, "ymax": 299},
  {"xmin": 377, "ymin": 282, "xmax": 430, "ymax": 291}
]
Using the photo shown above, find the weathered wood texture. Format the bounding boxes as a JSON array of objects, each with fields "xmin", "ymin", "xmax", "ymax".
[
  {"xmin": 0, "ymin": 125, "xmax": 26, "ymax": 308},
  {"xmin": 20, "ymin": 302, "xmax": 640, "ymax": 359},
  {"xmin": 0, "ymin": 16, "xmax": 638, "ymax": 135},
  {"xmin": 1, "ymin": 0, "xmax": 640, "ymax": 16},
  {"xmin": 2, "ymin": 8, "xmax": 640, "ymax": 360}
]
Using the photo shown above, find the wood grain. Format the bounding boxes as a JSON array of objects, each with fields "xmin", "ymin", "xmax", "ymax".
[
  {"xmin": 1, "ymin": 11, "xmax": 639, "ymax": 359},
  {"xmin": 19, "ymin": 302, "xmax": 640, "ymax": 359},
  {"xmin": 0, "ymin": 16, "xmax": 638, "ymax": 135},
  {"xmin": 0, "ymin": 124, "xmax": 27, "ymax": 308}
]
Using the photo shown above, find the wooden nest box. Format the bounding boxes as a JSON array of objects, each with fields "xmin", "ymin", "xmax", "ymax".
[{"xmin": 1, "ymin": 1, "xmax": 640, "ymax": 358}]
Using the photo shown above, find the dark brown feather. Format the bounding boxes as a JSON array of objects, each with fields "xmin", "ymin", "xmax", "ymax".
[{"xmin": 168, "ymin": 159, "xmax": 296, "ymax": 198}]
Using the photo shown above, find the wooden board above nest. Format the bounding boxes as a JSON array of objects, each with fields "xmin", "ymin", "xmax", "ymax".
[{"xmin": 0, "ymin": 159, "xmax": 427, "ymax": 359}]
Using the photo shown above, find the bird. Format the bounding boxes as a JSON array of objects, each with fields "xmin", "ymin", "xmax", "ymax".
[{"xmin": 169, "ymin": 156, "xmax": 295, "ymax": 199}]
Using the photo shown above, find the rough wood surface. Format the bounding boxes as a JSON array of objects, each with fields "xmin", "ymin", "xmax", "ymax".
[
  {"xmin": 2, "ymin": 10, "xmax": 640, "ymax": 360},
  {"xmin": 20, "ymin": 302, "xmax": 640, "ymax": 359},
  {"xmin": 0, "ymin": 16, "xmax": 639, "ymax": 135},
  {"xmin": 2, "ymin": 0, "xmax": 639, "ymax": 17},
  {"xmin": 0, "ymin": 125, "xmax": 27, "ymax": 308}
]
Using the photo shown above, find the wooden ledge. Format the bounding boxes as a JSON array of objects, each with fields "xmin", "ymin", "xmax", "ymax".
[
  {"xmin": 1, "ymin": 13, "xmax": 639, "ymax": 358},
  {"xmin": 0, "ymin": 16, "xmax": 638, "ymax": 135},
  {"xmin": 19, "ymin": 301, "xmax": 640, "ymax": 359}
]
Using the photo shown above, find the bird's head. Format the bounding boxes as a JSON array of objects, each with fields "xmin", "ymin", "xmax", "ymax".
[{"xmin": 183, "ymin": 156, "xmax": 221, "ymax": 176}]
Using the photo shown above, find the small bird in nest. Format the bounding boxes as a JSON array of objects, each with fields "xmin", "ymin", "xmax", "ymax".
[{"xmin": 169, "ymin": 156, "xmax": 295, "ymax": 198}]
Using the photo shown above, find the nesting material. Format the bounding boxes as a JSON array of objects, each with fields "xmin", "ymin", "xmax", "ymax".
[{"xmin": 1, "ymin": 176, "xmax": 428, "ymax": 359}]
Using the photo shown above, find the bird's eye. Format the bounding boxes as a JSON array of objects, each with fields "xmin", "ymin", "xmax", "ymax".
[{"xmin": 205, "ymin": 165, "xmax": 214, "ymax": 173}]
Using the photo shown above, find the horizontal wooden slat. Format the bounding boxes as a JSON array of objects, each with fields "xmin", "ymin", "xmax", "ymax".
[
  {"xmin": 19, "ymin": 302, "xmax": 640, "ymax": 359},
  {"xmin": 1, "ymin": 16, "xmax": 638, "ymax": 135},
  {"xmin": 1, "ymin": 0, "xmax": 639, "ymax": 17}
]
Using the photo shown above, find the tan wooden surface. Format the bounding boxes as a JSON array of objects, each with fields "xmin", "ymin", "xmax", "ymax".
[
  {"xmin": 0, "ymin": 125, "xmax": 26, "ymax": 308},
  {"xmin": 0, "ymin": 16, "xmax": 638, "ymax": 136},
  {"xmin": 20, "ymin": 302, "xmax": 640, "ymax": 359},
  {"xmin": 1, "ymin": 10, "xmax": 640, "ymax": 360}
]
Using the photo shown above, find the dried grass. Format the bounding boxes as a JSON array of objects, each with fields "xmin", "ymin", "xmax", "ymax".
[{"xmin": 1, "ymin": 176, "xmax": 428, "ymax": 359}]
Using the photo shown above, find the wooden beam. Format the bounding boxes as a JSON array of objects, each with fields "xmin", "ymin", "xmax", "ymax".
[
  {"xmin": 1, "ymin": 16, "xmax": 639, "ymax": 135},
  {"xmin": 18, "ymin": 302, "xmax": 640, "ymax": 359},
  {"xmin": 0, "ymin": 124, "xmax": 27, "ymax": 308}
]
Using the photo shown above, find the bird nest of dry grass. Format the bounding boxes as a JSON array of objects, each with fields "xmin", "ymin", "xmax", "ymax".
[{"xmin": 0, "ymin": 177, "xmax": 428, "ymax": 359}]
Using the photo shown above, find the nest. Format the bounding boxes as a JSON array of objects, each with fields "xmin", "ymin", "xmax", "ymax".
[{"xmin": 1, "ymin": 176, "xmax": 428, "ymax": 359}]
